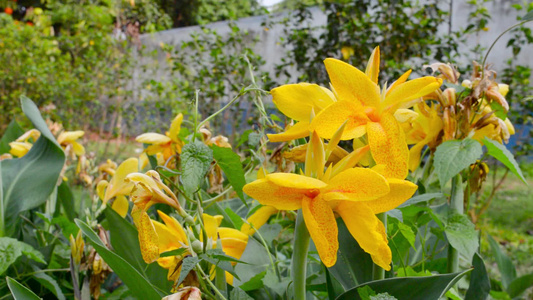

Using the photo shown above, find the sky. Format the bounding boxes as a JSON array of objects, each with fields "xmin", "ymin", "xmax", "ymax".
[{"xmin": 260, "ymin": 0, "xmax": 283, "ymax": 7}]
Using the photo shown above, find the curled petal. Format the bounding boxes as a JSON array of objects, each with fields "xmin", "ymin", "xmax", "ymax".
[
  {"xmin": 219, "ymin": 228, "xmax": 248, "ymax": 259},
  {"xmin": 168, "ymin": 113, "xmax": 183, "ymax": 142},
  {"xmin": 367, "ymin": 112, "xmax": 409, "ymax": 179},
  {"xmin": 335, "ymin": 202, "xmax": 392, "ymax": 271},
  {"xmin": 111, "ymin": 195, "xmax": 129, "ymax": 217},
  {"xmin": 136, "ymin": 133, "xmax": 172, "ymax": 145},
  {"xmin": 323, "ymin": 168, "xmax": 389, "ymax": 202},
  {"xmin": 302, "ymin": 196, "xmax": 338, "ymax": 267},
  {"xmin": 203, "ymin": 214, "xmax": 223, "ymax": 240},
  {"xmin": 57, "ymin": 130, "xmax": 84, "ymax": 144},
  {"xmin": 271, "ymin": 83, "xmax": 336, "ymax": 121},
  {"xmin": 8, "ymin": 142, "xmax": 32, "ymax": 157},
  {"xmin": 243, "ymin": 178, "xmax": 306, "ymax": 210},
  {"xmin": 267, "ymin": 121, "xmax": 310, "ymax": 142},
  {"xmin": 311, "ymin": 101, "xmax": 369, "ymax": 140},
  {"xmin": 362, "ymin": 178, "xmax": 417, "ymax": 214},
  {"xmin": 365, "ymin": 46, "xmax": 380, "ymax": 84},
  {"xmin": 324, "ymin": 58, "xmax": 381, "ymax": 108},
  {"xmin": 383, "ymin": 77, "xmax": 443, "ymax": 111},
  {"xmin": 157, "ymin": 210, "xmax": 188, "ymax": 244},
  {"xmin": 408, "ymin": 139, "xmax": 429, "ymax": 172},
  {"xmin": 104, "ymin": 158, "xmax": 138, "ymax": 201},
  {"xmin": 386, "ymin": 70, "xmax": 412, "ymax": 96}
]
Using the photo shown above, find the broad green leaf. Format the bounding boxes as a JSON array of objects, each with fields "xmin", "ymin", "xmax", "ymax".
[
  {"xmin": 51, "ymin": 216, "xmax": 78, "ymax": 240},
  {"xmin": 0, "ymin": 97, "xmax": 66, "ymax": 237},
  {"xmin": 104, "ymin": 208, "xmax": 171, "ymax": 291},
  {"xmin": 224, "ymin": 207, "xmax": 244, "ymax": 229},
  {"xmin": 398, "ymin": 193, "xmax": 444, "ymax": 208},
  {"xmin": 180, "ymin": 142, "xmax": 213, "ymax": 194},
  {"xmin": 483, "ymin": 137, "xmax": 527, "ymax": 184},
  {"xmin": 211, "ymin": 145, "xmax": 246, "ymax": 202},
  {"xmin": 230, "ymin": 287, "xmax": 254, "ymax": 300},
  {"xmin": 444, "ymin": 213, "xmax": 478, "ymax": 262},
  {"xmin": 238, "ymin": 271, "xmax": 266, "ymax": 291},
  {"xmin": 487, "ymin": 234, "xmax": 516, "ymax": 289},
  {"xmin": 6, "ymin": 276, "xmax": 41, "ymax": 300},
  {"xmin": 329, "ymin": 219, "xmax": 373, "ymax": 289},
  {"xmin": 336, "ymin": 269, "xmax": 472, "ymax": 300},
  {"xmin": 263, "ymin": 266, "xmax": 290, "ymax": 296},
  {"xmin": 507, "ymin": 273, "xmax": 533, "ymax": 298},
  {"xmin": 0, "ymin": 237, "xmax": 45, "ymax": 275},
  {"xmin": 233, "ymin": 238, "xmax": 269, "ymax": 289},
  {"xmin": 434, "ymin": 139, "xmax": 482, "ymax": 185},
  {"xmin": 160, "ymin": 248, "xmax": 188, "ymax": 258},
  {"xmin": 523, "ymin": 10, "xmax": 533, "ymax": 21},
  {"xmin": 177, "ymin": 256, "xmax": 200, "ymax": 286},
  {"xmin": 75, "ymin": 219, "xmax": 163, "ymax": 299},
  {"xmin": 32, "ymin": 271, "xmax": 66, "ymax": 300},
  {"xmin": 0, "ymin": 120, "xmax": 25, "ymax": 154},
  {"xmin": 396, "ymin": 222, "xmax": 415, "ymax": 248},
  {"xmin": 57, "ymin": 181, "xmax": 76, "ymax": 222},
  {"xmin": 465, "ymin": 253, "xmax": 490, "ymax": 300}
]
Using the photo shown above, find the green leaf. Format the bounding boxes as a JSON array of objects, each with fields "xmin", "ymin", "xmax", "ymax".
[
  {"xmin": 522, "ymin": 10, "xmax": 533, "ymax": 21},
  {"xmin": 238, "ymin": 271, "xmax": 266, "ymax": 291},
  {"xmin": 263, "ymin": 266, "xmax": 290, "ymax": 296},
  {"xmin": 329, "ymin": 219, "xmax": 373, "ymax": 289},
  {"xmin": 0, "ymin": 237, "xmax": 45, "ymax": 275},
  {"xmin": 444, "ymin": 213, "xmax": 478, "ymax": 262},
  {"xmin": 0, "ymin": 120, "xmax": 25, "ymax": 154},
  {"xmin": 75, "ymin": 219, "xmax": 162, "ymax": 299},
  {"xmin": 6, "ymin": 276, "xmax": 41, "ymax": 300},
  {"xmin": 336, "ymin": 269, "xmax": 472, "ymax": 300},
  {"xmin": 230, "ymin": 287, "xmax": 254, "ymax": 300},
  {"xmin": 397, "ymin": 222, "xmax": 415, "ymax": 248},
  {"xmin": 489, "ymin": 102, "xmax": 507, "ymax": 120},
  {"xmin": 180, "ymin": 142, "xmax": 213, "ymax": 194},
  {"xmin": 224, "ymin": 207, "xmax": 244, "ymax": 229},
  {"xmin": 487, "ymin": 234, "xmax": 516, "ymax": 289},
  {"xmin": 434, "ymin": 139, "xmax": 482, "ymax": 186},
  {"xmin": 57, "ymin": 181, "xmax": 76, "ymax": 222},
  {"xmin": 488, "ymin": 234, "xmax": 517, "ymax": 290},
  {"xmin": 483, "ymin": 137, "xmax": 527, "ymax": 184},
  {"xmin": 160, "ymin": 248, "xmax": 188, "ymax": 258},
  {"xmin": 177, "ymin": 256, "xmax": 200, "ymax": 287},
  {"xmin": 465, "ymin": 253, "xmax": 490, "ymax": 300},
  {"xmin": 1, "ymin": 97, "xmax": 66, "ymax": 237},
  {"xmin": 32, "ymin": 271, "xmax": 66, "ymax": 300},
  {"xmin": 205, "ymin": 248, "xmax": 249, "ymax": 265},
  {"xmin": 211, "ymin": 145, "xmax": 246, "ymax": 202},
  {"xmin": 51, "ymin": 216, "xmax": 78, "ymax": 240},
  {"xmin": 398, "ymin": 193, "xmax": 444, "ymax": 208},
  {"xmin": 507, "ymin": 273, "xmax": 533, "ymax": 298}
]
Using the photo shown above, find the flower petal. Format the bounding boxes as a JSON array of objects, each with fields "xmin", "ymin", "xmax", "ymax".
[
  {"xmin": 168, "ymin": 113, "xmax": 183, "ymax": 142},
  {"xmin": 302, "ymin": 196, "xmax": 338, "ymax": 267},
  {"xmin": 367, "ymin": 112, "xmax": 409, "ymax": 179},
  {"xmin": 152, "ymin": 220, "xmax": 184, "ymax": 252},
  {"xmin": 311, "ymin": 101, "xmax": 369, "ymax": 140},
  {"xmin": 111, "ymin": 195, "xmax": 129, "ymax": 217},
  {"xmin": 324, "ymin": 58, "xmax": 381, "ymax": 108},
  {"xmin": 132, "ymin": 207, "xmax": 159, "ymax": 264},
  {"xmin": 386, "ymin": 69, "xmax": 412, "ymax": 96},
  {"xmin": 362, "ymin": 178, "xmax": 418, "ymax": 214},
  {"xmin": 241, "ymin": 206, "xmax": 278, "ymax": 235},
  {"xmin": 203, "ymin": 214, "xmax": 223, "ymax": 240},
  {"xmin": 57, "ymin": 131, "xmax": 84, "ymax": 144},
  {"xmin": 267, "ymin": 121, "xmax": 310, "ymax": 143},
  {"xmin": 271, "ymin": 83, "xmax": 336, "ymax": 121},
  {"xmin": 219, "ymin": 228, "xmax": 248, "ymax": 259},
  {"xmin": 365, "ymin": 46, "xmax": 380, "ymax": 84},
  {"xmin": 157, "ymin": 210, "xmax": 188, "ymax": 244},
  {"xmin": 243, "ymin": 178, "xmax": 304, "ymax": 210},
  {"xmin": 383, "ymin": 77, "xmax": 442, "ymax": 110},
  {"xmin": 267, "ymin": 173, "xmax": 327, "ymax": 189},
  {"xmin": 408, "ymin": 140, "xmax": 428, "ymax": 172},
  {"xmin": 323, "ymin": 168, "xmax": 389, "ymax": 202},
  {"xmin": 104, "ymin": 158, "xmax": 138, "ymax": 201},
  {"xmin": 136, "ymin": 133, "xmax": 172, "ymax": 145},
  {"xmin": 335, "ymin": 202, "xmax": 392, "ymax": 270}
]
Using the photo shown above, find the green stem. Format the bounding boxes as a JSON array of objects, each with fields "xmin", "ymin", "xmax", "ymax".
[
  {"xmin": 291, "ymin": 209, "xmax": 310, "ymax": 299},
  {"xmin": 372, "ymin": 212, "xmax": 387, "ymax": 281},
  {"xmin": 447, "ymin": 174, "xmax": 463, "ymax": 274}
]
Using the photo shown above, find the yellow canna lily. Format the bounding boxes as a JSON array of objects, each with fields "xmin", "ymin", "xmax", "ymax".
[
  {"xmin": 57, "ymin": 130, "xmax": 85, "ymax": 156},
  {"xmin": 267, "ymin": 83, "xmax": 337, "ymax": 142},
  {"xmin": 308, "ymin": 47, "xmax": 442, "ymax": 178},
  {"xmin": 136, "ymin": 113, "xmax": 185, "ymax": 161},
  {"xmin": 8, "ymin": 129, "xmax": 41, "ymax": 157},
  {"xmin": 243, "ymin": 131, "xmax": 417, "ymax": 269}
]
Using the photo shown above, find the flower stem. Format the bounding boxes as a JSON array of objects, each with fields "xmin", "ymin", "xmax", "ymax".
[
  {"xmin": 447, "ymin": 174, "xmax": 463, "ymax": 273},
  {"xmin": 291, "ymin": 209, "xmax": 310, "ymax": 299},
  {"xmin": 372, "ymin": 212, "xmax": 387, "ymax": 281}
]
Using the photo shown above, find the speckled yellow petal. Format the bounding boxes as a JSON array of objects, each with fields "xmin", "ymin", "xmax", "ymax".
[
  {"xmin": 104, "ymin": 158, "xmax": 138, "ymax": 201},
  {"xmin": 383, "ymin": 77, "xmax": 442, "ymax": 110},
  {"xmin": 335, "ymin": 202, "xmax": 391, "ymax": 271},
  {"xmin": 367, "ymin": 112, "xmax": 409, "ymax": 179},
  {"xmin": 267, "ymin": 173, "xmax": 327, "ymax": 189},
  {"xmin": 271, "ymin": 83, "xmax": 336, "ymax": 121},
  {"xmin": 302, "ymin": 196, "xmax": 338, "ymax": 267},
  {"xmin": 267, "ymin": 121, "xmax": 310, "ymax": 143},
  {"xmin": 324, "ymin": 58, "xmax": 381, "ymax": 108},
  {"xmin": 136, "ymin": 133, "xmax": 171, "ymax": 145},
  {"xmin": 362, "ymin": 178, "xmax": 417, "ymax": 214},
  {"xmin": 111, "ymin": 195, "xmax": 129, "ymax": 217},
  {"xmin": 241, "ymin": 206, "xmax": 278, "ymax": 235},
  {"xmin": 311, "ymin": 101, "xmax": 369, "ymax": 140},
  {"xmin": 57, "ymin": 131, "xmax": 84, "ymax": 144},
  {"xmin": 168, "ymin": 113, "xmax": 183, "ymax": 142},
  {"xmin": 157, "ymin": 211, "xmax": 188, "ymax": 244},
  {"xmin": 330, "ymin": 145, "xmax": 371, "ymax": 177},
  {"xmin": 394, "ymin": 108, "xmax": 418, "ymax": 123},
  {"xmin": 365, "ymin": 46, "xmax": 380, "ymax": 84},
  {"xmin": 243, "ymin": 179, "xmax": 304, "ymax": 210},
  {"xmin": 132, "ymin": 207, "xmax": 159, "ymax": 264},
  {"xmin": 323, "ymin": 168, "xmax": 389, "ymax": 202},
  {"xmin": 386, "ymin": 69, "xmax": 412, "ymax": 96}
]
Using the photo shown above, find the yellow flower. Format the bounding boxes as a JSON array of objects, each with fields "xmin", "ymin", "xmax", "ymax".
[
  {"xmin": 136, "ymin": 113, "xmax": 185, "ymax": 161},
  {"xmin": 57, "ymin": 130, "xmax": 85, "ymax": 156},
  {"xmin": 8, "ymin": 129, "xmax": 40, "ymax": 157},
  {"xmin": 243, "ymin": 131, "xmax": 417, "ymax": 269},
  {"xmin": 267, "ymin": 83, "xmax": 337, "ymax": 142},
  {"xmin": 309, "ymin": 47, "xmax": 442, "ymax": 179}
]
